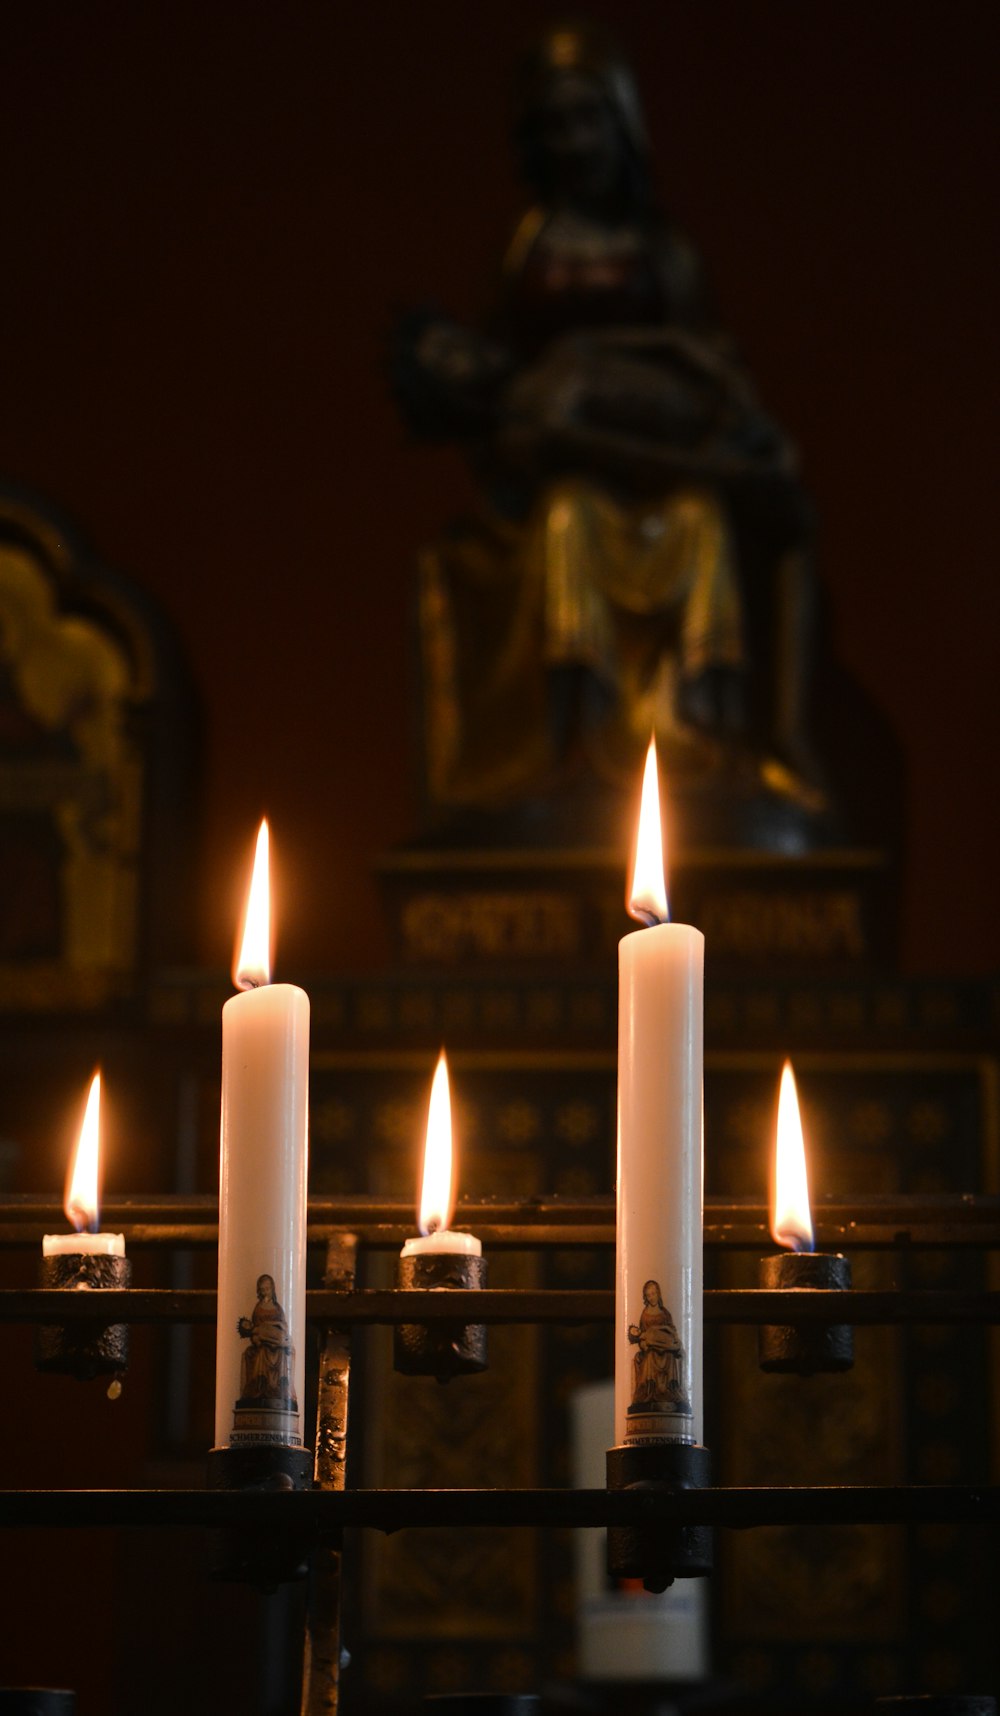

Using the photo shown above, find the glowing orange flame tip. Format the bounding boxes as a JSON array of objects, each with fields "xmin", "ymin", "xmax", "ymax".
[
  {"xmin": 627, "ymin": 736, "xmax": 668, "ymax": 926},
  {"xmin": 65, "ymin": 1070, "xmax": 102, "ymax": 1234},
  {"xmin": 771, "ymin": 1060, "xmax": 814, "ymax": 1253},
  {"xmin": 235, "ymin": 818, "xmax": 271, "ymax": 990},
  {"xmin": 418, "ymin": 1050, "xmax": 455, "ymax": 1237}
]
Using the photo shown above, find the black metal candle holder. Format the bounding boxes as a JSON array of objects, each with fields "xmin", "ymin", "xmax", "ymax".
[
  {"xmin": 757, "ymin": 1251, "xmax": 854, "ymax": 1374},
  {"xmin": 3, "ymin": 1192, "xmax": 1000, "ymax": 1706},
  {"xmin": 393, "ymin": 1251, "xmax": 488, "ymax": 1381},
  {"xmin": 206, "ymin": 1443, "xmax": 315, "ymax": 1589},
  {"xmin": 35, "ymin": 1253, "xmax": 132, "ymax": 1381},
  {"xmin": 605, "ymin": 1440, "xmax": 713, "ymax": 1592}
]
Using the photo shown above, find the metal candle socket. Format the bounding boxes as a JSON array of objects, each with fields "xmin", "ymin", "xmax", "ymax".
[
  {"xmin": 606, "ymin": 1440, "xmax": 713, "ymax": 1592},
  {"xmin": 758, "ymin": 1251, "xmax": 854, "ymax": 1374},
  {"xmin": 394, "ymin": 1252, "xmax": 488, "ymax": 1382},
  {"xmin": 206, "ymin": 1443, "xmax": 315, "ymax": 1590},
  {"xmin": 36, "ymin": 1253, "xmax": 131, "ymax": 1380}
]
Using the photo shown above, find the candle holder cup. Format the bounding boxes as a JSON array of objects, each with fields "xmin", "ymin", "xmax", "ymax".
[
  {"xmin": 35, "ymin": 1253, "xmax": 131, "ymax": 1380},
  {"xmin": 757, "ymin": 1252, "xmax": 854, "ymax": 1374},
  {"xmin": 206, "ymin": 1443, "xmax": 315, "ymax": 1590},
  {"xmin": 394, "ymin": 1252, "xmax": 488, "ymax": 1382},
  {"xmin": 606, "ymin": 1441, "xmax": 713, "ymax": 1592}
]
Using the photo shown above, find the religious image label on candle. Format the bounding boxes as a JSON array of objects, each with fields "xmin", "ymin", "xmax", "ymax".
[
  {"xmin": 626, "ymin": 1277, "xmax": 692, "ymax": 1435},
  {"xmin": 228, "ymin": 1270, "xmax": 300, "ymax": 1447},
  {"xmin": 615, "ymin": 737, "xmax": 704, "ymax": 1450},
  {"xmin": 215, "ymin": 820, "xmax": 310, "ymax": 1451}
]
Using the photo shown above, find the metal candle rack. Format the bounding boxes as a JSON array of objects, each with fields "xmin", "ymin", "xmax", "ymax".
[{"xmin": 2, "ymin": 1191, "xmax": 1000, "ymax": 1712}]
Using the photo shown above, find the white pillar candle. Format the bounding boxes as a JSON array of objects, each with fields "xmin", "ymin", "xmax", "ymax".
[
  {"xmin": 214, "ymin": 820, "xmax": 310, "ymax": 1451},
  {"xmin": 615, "ymin": 738, "xmax": 704, "ymax": 1450},
  {"xmin": 399, "ymin": 1050, "xmax": 481, "ymax": 1260},
  {"xmin": 42, "ymin": 1072, "xmax": 126, "ymax": 1259}
]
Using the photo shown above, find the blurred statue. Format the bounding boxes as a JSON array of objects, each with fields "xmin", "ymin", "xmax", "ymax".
[{"xmin": 394, "ymin": 22, "xmax": 832, "ymax": 846}]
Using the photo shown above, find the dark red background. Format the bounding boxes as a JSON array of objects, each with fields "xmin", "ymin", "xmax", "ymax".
[{"xmin": 1, "ymin": 0, "xmax": 997, "ymax": 981}]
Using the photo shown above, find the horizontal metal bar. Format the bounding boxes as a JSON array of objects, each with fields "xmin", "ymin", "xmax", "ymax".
[
  {"xmin": 6, "ymin": 1193, "xmax": 998, "ymax": 1221},
  {"xmin": 4, "ymin": 1288, "xmax": 999, "ymax": 1325},
  {"xmin": 0, "ymin": 1486, "xmax": 996, "ymax": 1531},
  {"xmin": 710, "ymin": 1290, "xmax": 1000, "ymax": 1325},
  {"xmin": 2, "ymin": 1194, "xmax": 997, "ymax": 1250}
]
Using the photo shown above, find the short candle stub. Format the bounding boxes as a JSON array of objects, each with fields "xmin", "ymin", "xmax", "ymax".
[
  {"xmin": 206, "ymin": 1444, "xmax": 315, "ymax": 1590},
  {"xmin": 757, "ymin": 1251, "xmax": 854, "ymax": 1374},
  {"xmin": 606, "ymin": 1440, "xmax": 713, "ymax": 1591},
  {"xmin": 35, "ymin": 1253, "xmax": 131, "ymax": 1379},
  {"xmin": 394, "ymin": 1251, "xmax": 488, "ymax": 1382}
]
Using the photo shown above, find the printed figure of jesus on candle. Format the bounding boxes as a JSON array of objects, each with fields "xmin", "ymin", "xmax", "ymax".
[
  {"xmin": 615, "ymin": 737, "xmax": 704, "ymax": 1450},
  {"xmin": 214, "ymin": 819, "xmax": 310, "ymax": 1451}
]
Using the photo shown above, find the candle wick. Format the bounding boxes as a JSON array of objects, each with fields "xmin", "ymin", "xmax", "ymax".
[{"xmin": 631, "ymin": 905, "xmax": 668, "ymax": 929}]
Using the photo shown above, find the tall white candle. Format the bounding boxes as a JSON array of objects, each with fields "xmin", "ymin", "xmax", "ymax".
[
  {"xmin": 615, "ymin": 738, "xmax": 704, "ymax": 1450},
  {"xmin": 42, "ymin": 1071, "xmax": 126, "ymax": 1259},
  {"xmin": 400, "ymin": 1050, "xmax": 482, "ymax": 1260},
  {"xmin": 214, "ymin": 820, "xmax": 310, "ymax": 1451}
]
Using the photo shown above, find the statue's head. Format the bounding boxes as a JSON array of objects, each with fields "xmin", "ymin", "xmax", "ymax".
[
  {"xmin": 642, "ymin": 1279, "xmax": 663, "ymax": 1308},
  {"xmin": 514, "ymin": 23, "xmax": 650, "ymax": 212},
  {"xmin": 256, "ymin": 1273, "xmax": 277, "ymax": 1301}
]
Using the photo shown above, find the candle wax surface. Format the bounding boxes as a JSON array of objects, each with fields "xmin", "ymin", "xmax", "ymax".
[
  {"xmin": 216, "ymin": 980, "xmax": 310, "ymax": 1451},
  {"xmin": 42, "ymin": 1232, "xmax": 126, "ymax": 1256},
  {"xmin": 400, "ymin": 1230, "xmax": 482, "ymax": 1258},
  {"xmin": 616, "ymin": 918, "xmax": 704, "ymax": 1450}
]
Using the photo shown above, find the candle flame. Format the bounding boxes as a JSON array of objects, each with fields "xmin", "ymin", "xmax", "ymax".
[
  {"xmin": 65, "ymin": 1071, "xmax": 102, "ymax": 1233},
  {"xmin": 771, "ymin": 1060, "xmax": 814, "ymax": 1252},
  {"xmin": 234, "ymin": 819, "xmax": 271, "ymax": 989},
  {"xmin": 627, "ymin": 736, "xmax": 668, "ymax": 925},
  {"xmin": 418, "ymin": 1050, "xmax": 455, "ymax": 1236}
]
